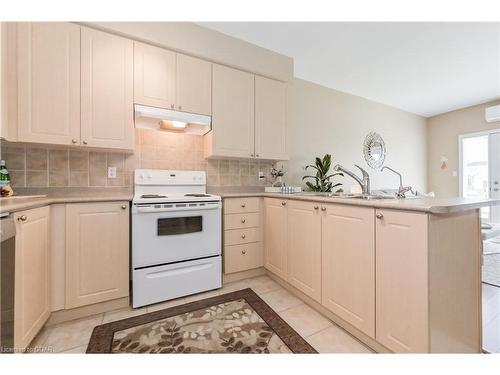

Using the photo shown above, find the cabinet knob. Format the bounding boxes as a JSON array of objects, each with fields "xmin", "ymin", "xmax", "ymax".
[
  {"xmin": 241, "ymin": 250, "xmax": 247, "ymax": 255},
  {"xmin": 241, "ymin": 203, "xmax": 246, "ymax": 208},
  {"xmin": 281, "ymin": 201, "xmax": 287, "ymax": 206},
  {"xmin": 321, "ymin": 207, "xmax": 326, "ymax": 212},
  {"xmin": 250, "ymin": 154, "xmax": 254, "ymax": 157},
  {"xmin": 18, "ymin": 215, "xmax": 27, "ymax": 222},
  {"xmin": 71, "ymin": 139, "xmax": 77, "ymax": 144},
  {"xmin": 241, "ymin": 234, "xmax": 246, "ymax": 239},
  {"xmin": 121, "ymin": 205, "xmax": 127, "ymax": 210},
  {"xmin": 241, "ymin": 218, "xmax": 246, "ymax": 223},
  {"xmin": 178, "ymin": 105, "xmax": 182, "ymax": 111},
  {"xmin": 256, "ymin": 154, "xmax": 260, "ymax": 158},
  {"xmin": 314, "ymin": 205, "xmax": 319, "ymax": 210},
  {"xmin": 82, "ymin": 140, "xmax": 88, "ymax": 145},
  {"xmin": 376, "ymin": 213, "xmax": 384, "ymax": 219},
  {"xmin": 171, "ymin": 104, "xmax": 175, "ymax": 109}
]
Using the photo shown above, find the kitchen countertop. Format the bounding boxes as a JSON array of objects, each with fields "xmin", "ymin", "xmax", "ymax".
[
  {"xmin": 217, "ymin": 191, "xmax": 500, "ymax": 214},
  {"xmin": 0, "ymin": 188, "xmax": 133, "ymax": 214}
]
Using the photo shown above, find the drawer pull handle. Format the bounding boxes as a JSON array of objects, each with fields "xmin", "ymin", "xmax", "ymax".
[
  {"xmin": 314, "ymin": 205, "xmax": 319, "ymax": 210},
  {"xmin": 121, "ymin": 205, "xmax": 127, "ymax": 210},
  {"xmin": 376, "ymin": 213, "xmax": 384, "ymax": 219},
  {"xmin": 241, "ymin": 203, "xmax": 246, "ymax": 208},
  {"xmin": 241, "ymin": 234, "xmax": 246, "ymax": 239},
  {"xmin": 18, "ymin": 215, "xmax": 27, "ymax": 222},
  {"xmin": 241, "ymin": 218, "xmax": 246, "ymax": 223},
  {"xmin": 321, "ymin": 207, "xmax": 326, "ymax": 212},
  {"xmin": 281, "ymin": 201, "xmax": 287, "ymax": 206},
  {"xmin": 241, "ymin": 250, "xmax": 247, "ymax": 255}
]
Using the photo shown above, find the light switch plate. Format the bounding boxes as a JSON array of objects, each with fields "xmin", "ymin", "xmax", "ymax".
[{"xmin": 108, "ymin": 167, "xmax": 117, "ymax": 178}]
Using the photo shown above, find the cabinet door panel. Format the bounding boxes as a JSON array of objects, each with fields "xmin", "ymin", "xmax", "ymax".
[
  {"xmin": 255, "ymin": 76, "xmax": 288, "ymax": 160},
  {"xmin": 65, "ymin": 202, "xmax": 129, "ymax": 308},
  {"xmin": 321, "ymin": 204, "xmax": 375, "ymax": 337},
  {"xmin": 176, "ymin": 53, "xmax": 211, "ymax": 115},
  {"xmin": 287, "ymin": 200, "xmax": 321, "ymax": 301},
  {"xmin": 210, "ymin": 64, "xmax": 254, "ymax": 158},
  {"xmin": 14, "ymin": 206, "xmax": 50, "ymax": 350},
  {"xmin": 17, "ymin": 22, "xmax": 80, "ymax": 145},
  {"xmin": 376, "ymin": 209, "xmax": 429, "ymax": 353},
  {"xmin": 263, "ymin": 198, "xmax": 287, "ymax": 279},
  {"xmin": 134, "ymin": 42, "xmax": 176, "ymax": 109},
  {"xmin": 81, "ymin": 27, "xmax": 134, "ymax": 149}
]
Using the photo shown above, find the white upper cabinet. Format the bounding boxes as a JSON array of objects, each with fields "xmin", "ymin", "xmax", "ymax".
[
  {"xmin": 176, "ymin": 53, "xmax": 212, "ymax": 115},
  {"xmin": 255, "ymin": 76, "xmax": 288, "ymax": 160},
  {"xmin": 206, "ymin": 64, "xmax": 255, "ymax": 158},
  {"xmin": 16, "ymin": 22, "xmax": 81, "ymax": 145},
  {"xmin": 134, "ymin": 42, "xmax": 176, "ymax": 109},
  {"xmin": 81, "ymin": 27, "xmax": 134, "ymax": 149},
  {"xmin": 134, "ymin": 42, "xmax": 212, "ymax": 116},
  {"xmin": 206, "ymin": 65, "xmax": 287, "ymax": 161}
]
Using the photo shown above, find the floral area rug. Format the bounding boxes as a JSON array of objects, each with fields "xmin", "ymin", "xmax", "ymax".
[{"xmin": 86, "ymin": 288, "xmax": 316, "ymax": 354}]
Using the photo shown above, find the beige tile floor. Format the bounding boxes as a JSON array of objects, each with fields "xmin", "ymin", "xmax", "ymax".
[
  {"xmin": 483, "ymin": 283, "xmax": 500, "ymax": 353},
  {"xmin": 30, "ymin": 275, "xmax": 373, "ymax": 354}
]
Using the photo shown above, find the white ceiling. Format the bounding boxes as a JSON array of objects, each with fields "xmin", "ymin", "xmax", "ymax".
[{"xmin": 198, "ymin": 22, "xmax": 500, "ymax": 117}]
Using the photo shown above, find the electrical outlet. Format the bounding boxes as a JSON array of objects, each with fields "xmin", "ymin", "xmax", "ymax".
[
  {"xmin": 258, "ymin": 171, "xmax": 265, "ymax": 180},
  {"xmin": 108, "ymin": 167, "xmax": 117, "ymax": 178}
]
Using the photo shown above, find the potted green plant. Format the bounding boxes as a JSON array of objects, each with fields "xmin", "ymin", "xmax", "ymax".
[{"xmin": 302, "ymin": 154, "xmax": 343, "ymax": 192}]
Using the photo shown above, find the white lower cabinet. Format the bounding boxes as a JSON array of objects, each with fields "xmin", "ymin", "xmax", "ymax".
[
  {"xmin": 263, "ymin": 198, "xmax": 288, "ymax": 280},
  {"xmin": 287, "ymin": 200, "xmax": 321, "ymax": 302},
  {"xmin": 321, "ymin": 204, "xmax": 375, "ymax": 338},
  {"xmin": 375, "ymin": 209, "xmax": 429, "ymax": 353},
  {"xmin": 65, "ymin": 202, "xmax": 130, "ymax": 309},
  {"xmin": 14, "ymin": 206, "xmax": 51, "ymax": 350}
]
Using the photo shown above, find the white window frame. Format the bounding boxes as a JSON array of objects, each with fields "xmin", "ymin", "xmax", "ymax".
[{"xmin": 458, "ymin": 128, "xmax": 500, "ymax": 197}]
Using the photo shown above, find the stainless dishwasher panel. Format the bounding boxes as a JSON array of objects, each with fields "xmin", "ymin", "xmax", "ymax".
[{"xmin": 1, "ymin": 213, "xmax": 16, "ymax": 352}]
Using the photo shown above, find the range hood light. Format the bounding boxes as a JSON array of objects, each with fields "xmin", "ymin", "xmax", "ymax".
[
  {"xmin": 172, "ymin": 121, "xmax": 187, "ymax": 129},
  {"xmin": 134, "ymin": 104, "xmax": 211, "ymax": 135}
]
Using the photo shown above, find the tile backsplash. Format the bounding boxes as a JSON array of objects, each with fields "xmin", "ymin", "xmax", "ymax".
[{"xmin": 0, "ymin": 129, "xmax": 275, "ymax": 189}]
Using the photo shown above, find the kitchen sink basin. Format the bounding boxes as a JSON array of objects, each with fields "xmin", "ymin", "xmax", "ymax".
[{"xmin": 297, "ymin": 192, "xmax": 399, "ymax": 200}]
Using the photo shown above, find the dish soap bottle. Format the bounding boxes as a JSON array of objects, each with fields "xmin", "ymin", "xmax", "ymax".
[{"xmin": 0, "ymin": 160, "xmax": 14, "ymax": 197}]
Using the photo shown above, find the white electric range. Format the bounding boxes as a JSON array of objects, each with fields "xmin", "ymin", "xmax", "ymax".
[{"xmin": 131, "ymin": 169, "xmax": 222, "ymax": 308}]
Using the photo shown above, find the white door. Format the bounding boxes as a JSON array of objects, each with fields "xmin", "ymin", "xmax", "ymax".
[
  {"xmin": 460, "ymin": 130, "xmax": 500, "ymax": 222},
  {"xmin": 489, "ymin": 132, "xmax": 500, "ymax": 223}
]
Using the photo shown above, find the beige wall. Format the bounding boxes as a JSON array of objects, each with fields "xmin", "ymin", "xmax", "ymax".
[
  {"xmin": 427, "ymin": 99, "xmax": 500, "ymax": 198},
  {"xmin": 84, "ymin": 22, "xmax": 293, "ymax": 82},
  {"xmin": 284, "ymin": 78, "xmax": 428, "ymax": 193}
]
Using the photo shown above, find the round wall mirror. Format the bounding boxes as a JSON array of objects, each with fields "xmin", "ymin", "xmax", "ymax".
[{"xmin": 363, "ymin": 132, "xmax": 386, "ymax": 169}]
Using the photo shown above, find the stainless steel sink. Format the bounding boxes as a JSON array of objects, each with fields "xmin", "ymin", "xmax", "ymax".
[{"xmin": 298, "ymin": 192, "xmax": 399, "ymax": 200}]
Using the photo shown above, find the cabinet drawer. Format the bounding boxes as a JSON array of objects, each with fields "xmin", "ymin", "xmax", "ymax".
[
  {"xmin": 224, "ymin": 227, "xmax": 261, "ymax": 246},
  {"xmin": 224, "ymin": 212, "xmax": 260, "ymax": 230},
  {"xmin": 224, "ymin": 242, "xmax": 263, "ymax": 274},
  {"xmin": 224, "ymin": 197, "xmax": 260, "ymax": 214}
]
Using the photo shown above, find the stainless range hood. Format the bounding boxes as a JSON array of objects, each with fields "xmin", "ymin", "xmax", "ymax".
[{"xmin": 134, "ymin": 104, "xmax": 212, "ymax": 135}]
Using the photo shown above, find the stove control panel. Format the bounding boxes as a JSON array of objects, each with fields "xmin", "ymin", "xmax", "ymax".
[{"xmin": 135, "ymin": 169, "xmax": 206, "ymax": 186}]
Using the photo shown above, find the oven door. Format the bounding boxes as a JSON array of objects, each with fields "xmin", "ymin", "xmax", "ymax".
[{"xmin": 132, "ymin": 202, "xmax": 221, "ymax": 268}]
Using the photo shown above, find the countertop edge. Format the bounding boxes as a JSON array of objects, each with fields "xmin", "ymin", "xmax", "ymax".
[
  {"xmin": 0, "ymin": 195, "xmax": 133, "ymax": 214},
  {"xmin": 217, "ymin": 192, "xmax": 500, "ymax": 214}
]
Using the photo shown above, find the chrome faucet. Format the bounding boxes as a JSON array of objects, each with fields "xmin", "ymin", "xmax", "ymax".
[
  {"xmin": 333, "ymin": 164, "xmax": 371, "ymax": 195},
  {"xmin": 381, "ymin": 166, "xmax": 414, "ymax": 198}
]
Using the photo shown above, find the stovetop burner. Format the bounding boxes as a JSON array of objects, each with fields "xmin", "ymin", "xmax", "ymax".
[
  {"xmin": 184, "ymin": 194, "xmax": 212, "ymax": 198},
  {"xmin": 140, "ymin": 194, "xmax": 167, "ymax": 199}
]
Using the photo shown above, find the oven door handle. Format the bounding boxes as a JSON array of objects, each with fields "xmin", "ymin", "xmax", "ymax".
[{"xmin": 133, "ymin": 204, "xmax": 220, "ymax": 213}]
